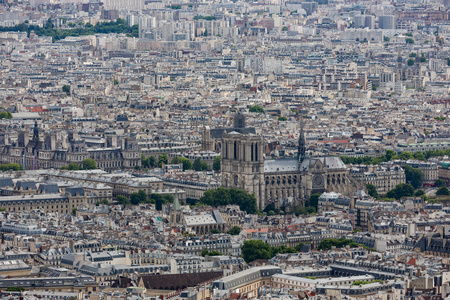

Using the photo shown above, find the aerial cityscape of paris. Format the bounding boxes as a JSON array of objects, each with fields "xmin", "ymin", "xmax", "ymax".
[{"xmin": 0, "ymin": 0, "xmax": 450, "ymax": 298}]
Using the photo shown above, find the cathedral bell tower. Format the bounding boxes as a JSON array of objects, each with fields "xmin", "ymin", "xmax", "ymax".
[
  {"xmin": 298, "ymin": 119, "xmax": 306, "ymax": 163},
  {"xmin": 221, "ymin": 132, "xmax": 266, "ymax": 210}
]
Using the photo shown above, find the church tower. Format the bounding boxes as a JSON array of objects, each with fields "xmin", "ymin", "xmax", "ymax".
[
  {"xmin": 221, "ymin": 132, "xmax": 266, "ymax": 210},
  {"xmin": 201, "ymin": 125, "xmax": 214, "ymax": 151},
  {"xmin": 32, "ymin": 120, "xmax": 39, "ymax": 143},
  {"xmin": 169, "ymin": 193, "xmax": 183, "ymax": 226},
  {"xmin": 298, "ymin": 120, "xmax": 306, "ymax": 163}
]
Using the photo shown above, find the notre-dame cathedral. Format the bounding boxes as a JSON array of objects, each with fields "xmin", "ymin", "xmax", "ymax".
[{"xmin": 219, "ymin": 116, "xmax": 362, "ymax": 210}]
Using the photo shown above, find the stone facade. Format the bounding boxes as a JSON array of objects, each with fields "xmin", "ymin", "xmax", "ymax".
[
  {"xmin": 349, "ymin": 164, "xmax": 406, "ymax": 194},
  {"xmin": 0, "ymin": 122, "xmax": 141, "ymax": 171},
  {"xmin": 221, "ymin": 127, "xmax": 362, "ymax": 210}
]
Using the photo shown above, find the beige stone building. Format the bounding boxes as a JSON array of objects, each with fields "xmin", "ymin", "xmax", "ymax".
[{"xmin": 349, "ymin": 164, "xmax": 405, "ymax": 194}]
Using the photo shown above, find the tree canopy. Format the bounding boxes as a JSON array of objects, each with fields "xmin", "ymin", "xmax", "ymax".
[
  {"xmin": 318, "ymin": 238, "xmax": 360, "ymax": 250},
  {"xmin": 62, "ymin": 84, "xmax": 70, "ymax": 95},
  {"xmin": 435, "ymin": 179, "xmax": 444, "ymax": 187},
  {"xmin": 199, "ymin": 187, "xmax": 258, "ymax": 214},
  {"xmin": 227, "ymin": 226, "xmax": 241, "ymax": 235},
  {"xmin": 0, "ymin": 18, "xmax": 139, "ymax": 42},
  {"xmin": 386, "ymin": 183, "xmax": 415, "ymax": 200},
  {"xmin": 82, "ymin": 158, "xmax": 97, "ymax": 170},
  {"xmin": 158, "ymin": 154, "xmax": 168, "ymax": 167},
  {"xmin": 0, "ymin": 111, "xmax": 12, "ymax": 119},
  {"xmin": 436, "ymin": 186, "xmax": 450, "ymax": 196},
  {"xmin": 249, "ymin": 105, "xmax": 265, "ymax": 114},
  {"xmin": 213, "ymin": 156, "xmax": 221, "ymax": 171},
  {"xmin": 171, "ymin": 156, "xmax": 192, "ymax": 171},
  {"xmin": 0, "ymin": 163, "xmax": 22, "ymax": 171},
  {"xmin": 308, "ymin": 193, "xmax": 321, "ymax": 209},
  {"xmin": 241, "ymin": 240, "xmax": 305, "ymax": 263},
  {"xmin": 403, "ymin": 165, "xmax": 423, "ymax": 189},
  {"xmin": 366, "ymin": 184, "xmax": 379, "ymax": 198},
  {"xmin": 130, "ymin": 190, "xmax": 148, "ymax": 205},
  {"xmin": 142, "ymin": 155, "xmax": 156, "ymax": 168},
  {"xmin": 201, "ymin": 249, "xmax": 222, "ymax": 256}
]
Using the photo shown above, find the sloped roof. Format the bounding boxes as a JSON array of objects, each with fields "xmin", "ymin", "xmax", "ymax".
[{"xmin": 140, "ymin": 271, "xmax": 223, "ymax": 290}]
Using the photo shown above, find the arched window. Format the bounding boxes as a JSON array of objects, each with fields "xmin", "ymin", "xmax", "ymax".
[
  {"xmin": 234, "ymin": 141, "xmax": 237, "ymax": 159},
  {"xmin": 255, "ymin": 143, "xmax": 258, "ymax": 161},
  {"xmin": 225, "ymin": 142, "xmax": 228, "ymax": 159}
]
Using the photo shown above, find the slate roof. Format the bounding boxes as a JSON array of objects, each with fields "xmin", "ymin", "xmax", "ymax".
[
  {"xmin": 0, "ymin": 178, "xmax": 13, "ymax": 188},
  {"xmin": 140, "ymin": 271, "xmax": 223, "ymax": 290}
]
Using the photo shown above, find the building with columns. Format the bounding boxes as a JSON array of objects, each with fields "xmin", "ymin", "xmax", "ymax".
[{"xmin": 221, "ymin": 124, "xmax": 363, "ymax": 210}]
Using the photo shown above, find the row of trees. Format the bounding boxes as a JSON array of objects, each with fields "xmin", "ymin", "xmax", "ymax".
[
  {"xmin": 0, "ymin": 111, "xmax": 12, "ymax": 119},
  {"xmin": 141, "ymin": 154, "xmax": 221, "ymax": 171},
  {"xmin": 0, "ymin": 163, "xmax": 22, "ymax": 171},
  {"xmin": 60, "ymin": 158, "xmax": 97, "ymax": 170},
  {"xmin": 200, "ymin": 187, "xmax": 258, "ymax": 214},
  {"xmin": 340, "ymin": 150, "xmax": 424, "ymax": 165},
  {"xmin": 241, "ymin": 239, "xmax": 305, "ymax": 263},
  {"xmin": 317, "ymin": 238, "xmax": 361, "ymax": 250},
  {"xmin": 116, "ymin": 191, "xmax": 174, "ymax": 210},
  {"xmin": 342, "ymin": 149, "xmax": 450, "ymax": 165},
  {"xmin": 0, "ymin": 18, "xmax": 138, "ymax": 42}
]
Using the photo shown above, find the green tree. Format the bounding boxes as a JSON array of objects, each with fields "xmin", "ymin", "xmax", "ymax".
[
  {"xmin": 116, "ymin": 195, "xmax": 129, "ymax": 206},
  {"xmin": 6, "ymin": 287, "xmax": 25, "ymax": 292},
  {"xmin": 227, "ymin": 226, "xmax": 241, "ymax": 235},
  {"xmin": 407, "ymin": 58, "xmax": 415, "ymax": 66},
  {"xmin": 278, "ymin": 116, "xmax": 287, "ymax": 121},
  {"xmin": 0, "ymin": 163, "xmax": 23, "ymax": 171},
  {"xmin": 210, "ymin": 229, "xmax": 220, "ymax": 234},
  {"xmin": 415, "ymin": 190, "xmax": 425, "ymax": 197},
  {"xmin": 386, "ymin": 183, "xmax": 415, "ymax": 200},
  {"xmin": 241, "ymin": 240, "xmax": 273, "ymax": 263},
  {"xmin": 318, "ymin": 238, "xmax": 359, "ymax": 250},
  {"xmin": 200, "ymin": 187, "xmax": 231, "ymax": 207},
  {"xmin": 249, "ymin": 105, "xmax": 264, "ymax": 114},
  {"xmin": 213, "ymin": 156, "xmax": 221, "ymax": 171},
  {"xmin": 193, "ymin": 158, "xmax": 202, "ymax": 171},
  {"xmin": 150, "ymin": 193, "xmax": 174, "ymax": 211},
  {"xmin": 385, "ymin": 150, "xmax": 397, "ymax": 161},
  {"xmin": 366, "ymin": 184, "xmax": 379, "ymax": 198},
  {"xmin": 72, "ymin": 208, "xmax": 77, "ymax": 215},
  {"xmin": 199, "ymin": 187, "xmax": 258, "ymax": 214},
  {"xmin": 201, "ymin": 249, "xmax": 222, "ymax": 256},
  {"xmin": 403, "ymin": 165, "xmax": 423, "ymax": 188},
  {"xmin": 158, "ymin": 154, "xmax": 168, "ymax": 167},
  {"xmin": 0, "ymin": 111, "xmax": 12, "ymax": 119},
  {"xmin": 100, "ymin": 198, "xmax": 110, "ymax": 205},
  {"xmin": 62, "ymin": 84, "xmax": 70, "ymax": 95},
  {"xmin": 294, "ymin": 243, "xmax": 305, "ymax": 252},
  {"xmin": 436, "ymin": 186, "xmax": 450, "ymax": 196},
  {"xmin": 399, "ymin": 151, "xmax": 413, "ymax": 160},
  {"xmin": 201, "ymin": 162, "xmax": 209, "ymax": 171},
  {"xmin": 405, "ymin": 38, "xmax": 414, "ymax": 44},
  {"xmin": 413, "ymin": 152, "xmax": 426, "ymax": 161},
  {"xmin": 293, "ymin": 206, "xmax": 316, "ymax": 215},
  {"xmin": 130, "ymin": 189, "xmax": 148, "ymax": 205},
  {"xmin": 66, "ymin": 163, "xmax": 80, "ymax": 170},
  {"xmin": 435, "ymin": 179, "xmax": 444, "ymax": 187},
  {"xmin": 148, "ymin": 156, "xmax": 156, "ymax": 167},
  {"xmin": 282, "ymin": 26, "xmax": 288, "ymax": 31},
  {"xmin": 308, "ymin": 193, "xmax": 321, "ymax": 210},
  {"xmin": 82, "ymin": 158, "xmax": 97, "ymax": 170}
]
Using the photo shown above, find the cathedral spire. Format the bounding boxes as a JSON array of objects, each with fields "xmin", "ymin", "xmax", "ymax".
[
  {"xmin": 298, "ymin": 118, "xmax": 306, "ymax": 163},
  {"xmin": 33, "ymin": 120, "xmax": 39, "ymax": 142}
]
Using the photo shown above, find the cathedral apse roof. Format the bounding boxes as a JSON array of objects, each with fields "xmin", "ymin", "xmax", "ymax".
[{"xmin": 299, "ymin": 157, "xmax": 347, "ymax": 171}]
